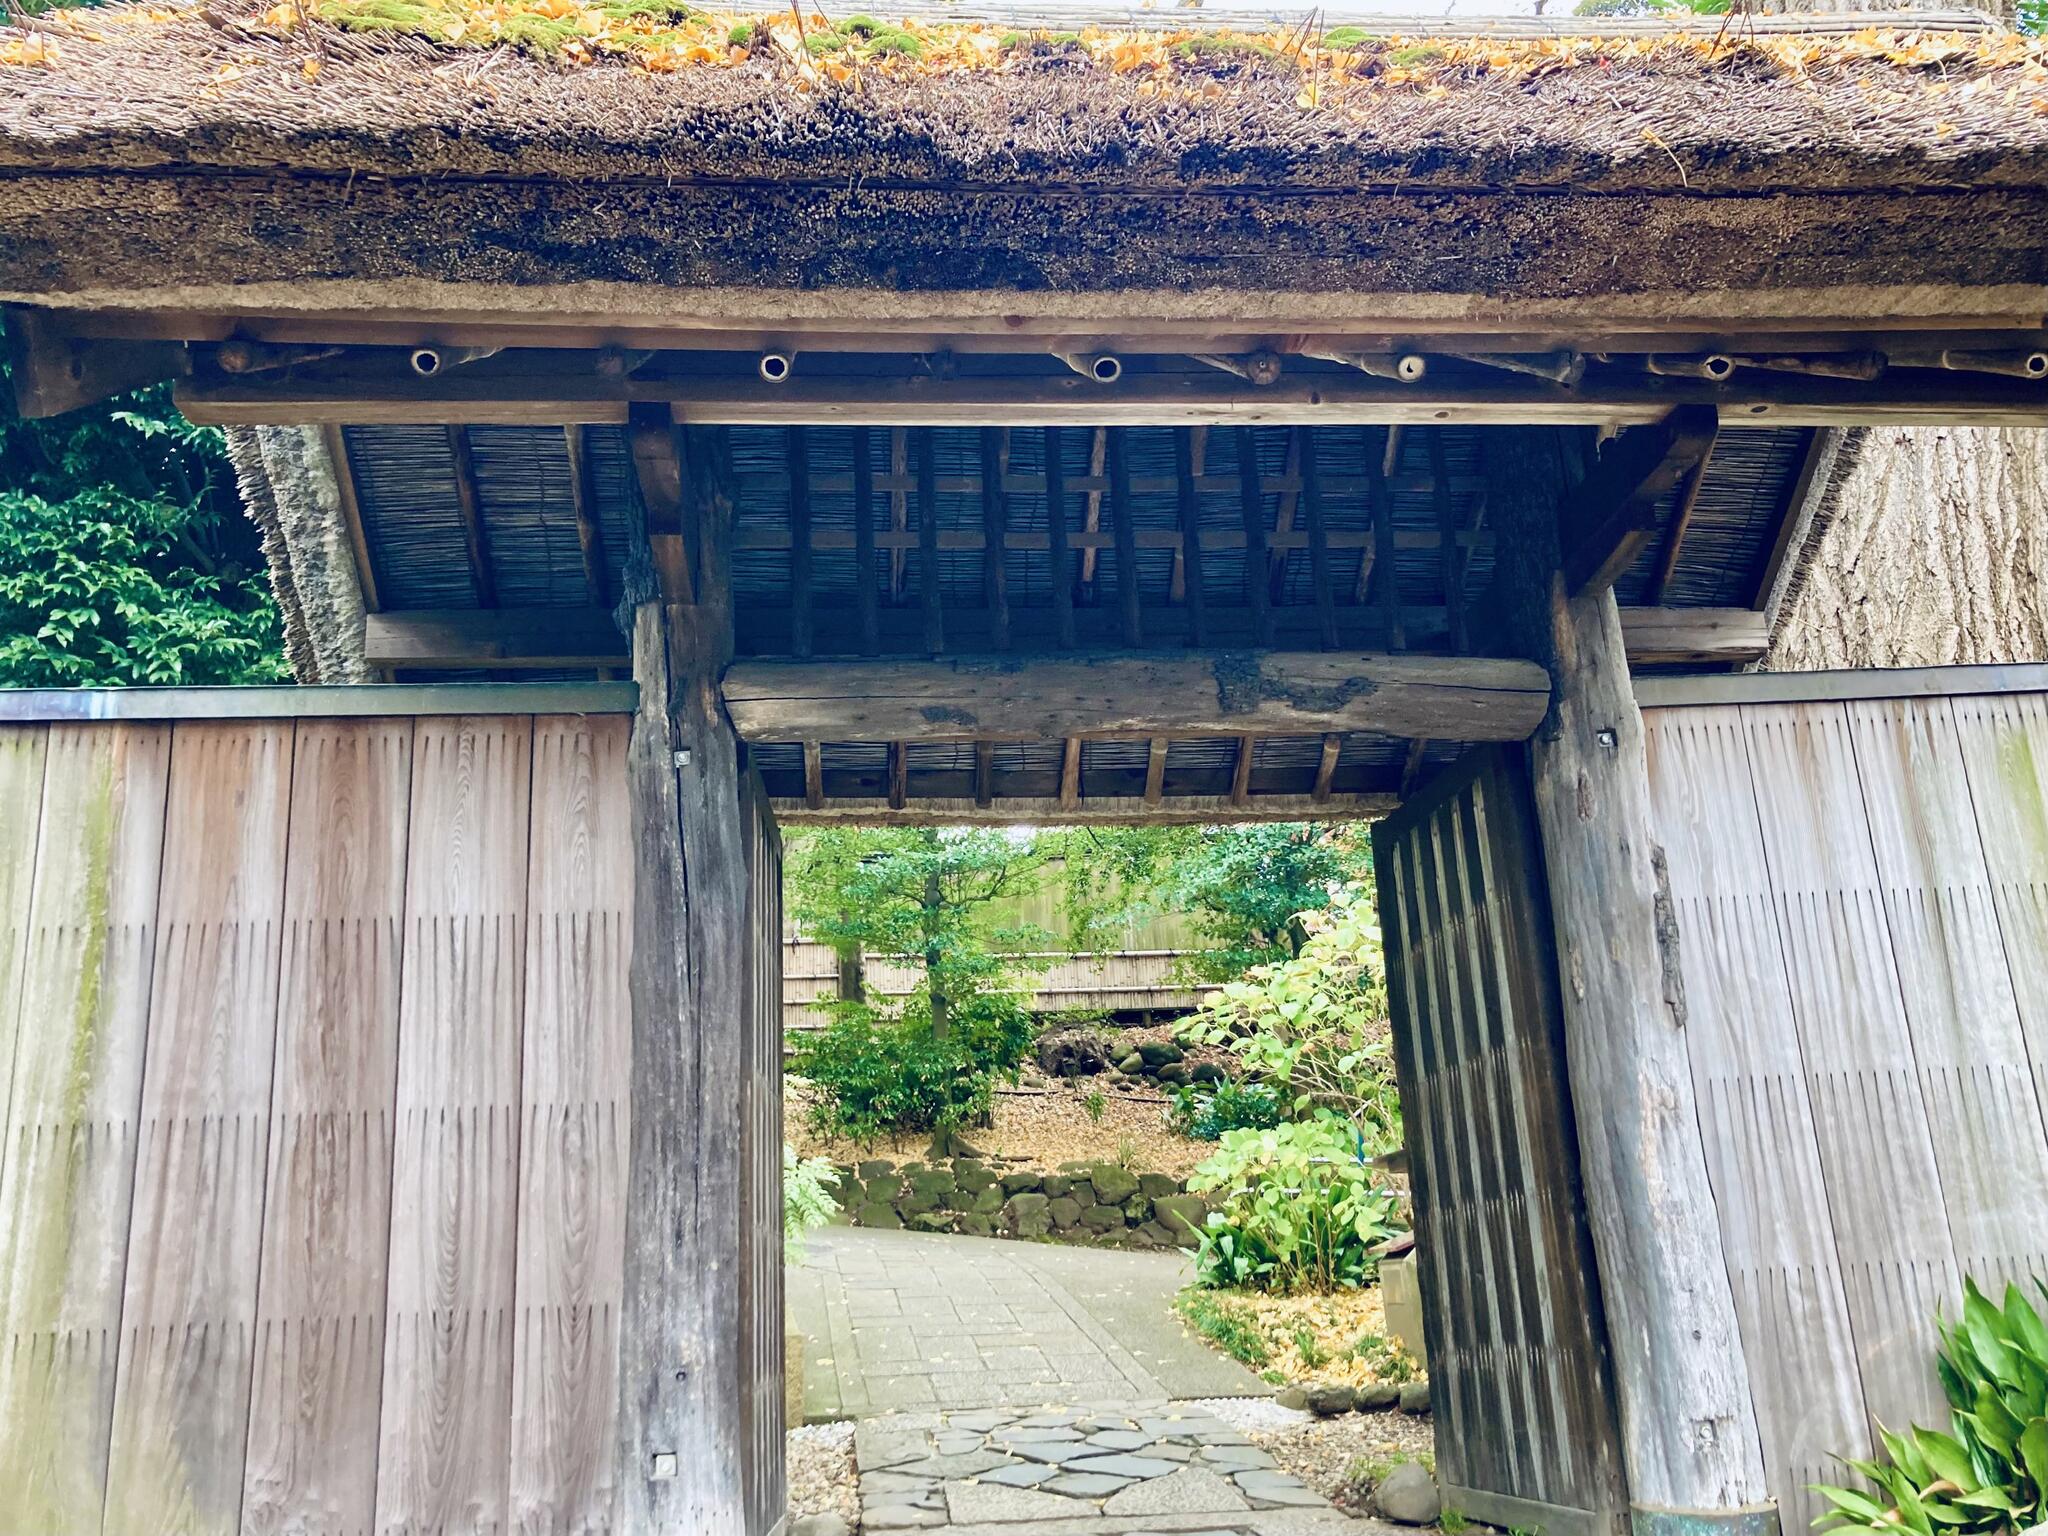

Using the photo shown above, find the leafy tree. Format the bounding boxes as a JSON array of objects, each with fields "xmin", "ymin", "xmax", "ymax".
[
  {"xmin": 0, "ymin": 360, "xmax": 284, "ymax": 687},
  {"xmin": 783, "ymin": 826, "xmax": 1053, "ymax": 1038},
  {"xmin": 1054, "ymin": 822, "xmax": 1372, "ymax": 980}
]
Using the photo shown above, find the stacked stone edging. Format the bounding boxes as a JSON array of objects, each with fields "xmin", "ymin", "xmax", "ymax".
[{"xmin": 833, "ymin": 1154, "xmax": 1212, "ymax": 1250}]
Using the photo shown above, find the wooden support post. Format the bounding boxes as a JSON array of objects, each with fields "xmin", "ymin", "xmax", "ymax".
[
  {"xmin": 1144, "ymin": 737, "xmax": 1169, "ymax": 805},
  {"xmin": 1059, "ymin": 737, "xmax": 1082, "ymax": 811},
  {"xmin": 618, "ymin": 424, "xmax": 783, "ymax": 1535},
  {"xmin": 1485, "ymin": 427, "xmax": 1773, "ymax": 1536}
]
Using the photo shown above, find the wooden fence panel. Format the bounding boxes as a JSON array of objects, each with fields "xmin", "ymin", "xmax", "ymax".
[
  {"xmin": 377, "ymin": 717, "xmax": 533, "ymax": 1536},
  {"xmin": 1738, "ymin": 704, "xmax": 1958, "ymax": 1429},
  {"xmin": 1847, "ymin": 700, "xmax": 2048, "ymax": 1285},
  {"xmin": 1375, "ymin": 746, "xmax": 1629, "ymax": 1536},
  {"xmin": 242, "ymin": 720, "xmax": 415, "ymax": 1536},
  {"xmin": 1950, "ymin": 695, "xmax": 2048, "ymax": 1167},
  {"xmin": 0, "ymin": 726, "xmax": 48, "ymax": 1172},
  {"xmin": 1642, "ymin": 706, "xmax": 1873, "ymax": 1536},
  {"xmin": 510, "ymin": 716, "xmax": 631, "ymax": 1536},
  {"xmin": 105, "ymin": 723, "xmax": 295, "ymax": 1536},
  {"xmin": 0, "ymin": 724, "xmax": 171, "ymax": 1533}
]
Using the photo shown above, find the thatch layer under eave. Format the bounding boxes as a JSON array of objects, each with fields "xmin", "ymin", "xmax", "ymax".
[{"xmin": 227, "ymin": 425, "xmax": 370, "ymax": 684}]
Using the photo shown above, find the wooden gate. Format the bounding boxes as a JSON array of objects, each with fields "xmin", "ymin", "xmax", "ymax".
[{"xmin": 1374, "ymin": 745, "xmax": 1631, "ymax": 1536}]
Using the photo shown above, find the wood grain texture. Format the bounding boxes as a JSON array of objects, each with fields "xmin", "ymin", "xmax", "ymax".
[
  {"xmin": 106, "ymin": 722, "xmax": 295, "ymax": 1536},
  {"xmin": 1642, "ymin": 705, "xmax": 1874, "ymax": 1536},
  {"xmin": 510, "ymin": 716, "xmax": 631, "ymax": 1536},
  {"xmin": 242, "ymin": 720, "xmax": 414, "ymax": 1536},
  {"xmin": 739, "ymin": 779, "xmax": 785, "ymax": 1534},
  {"xmin": 0, "ymin": 724, "xmax": 171, "ymax": 1534},
  {"xmin": 0, "ymin": 726, "xmax": 50, "ymax": 1168},
  {"xmin": 377, "ymin": 716, "xmax": 533, "ymax": 1536},
  {"xmin": 1739, "ymin": 701, "xmax": 1959, "ymax": 1430}
]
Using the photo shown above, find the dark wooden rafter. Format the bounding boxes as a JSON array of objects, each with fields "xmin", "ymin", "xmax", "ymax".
[
  {"xmin": 888, "ymin": 427, "xmax": 909, "ymax": 601},
  {"xmin": 1143, "ymin": 737, "xmax": 1169, "ymax": 805},
  {"xmin": 1645, "ymin": 423, "xmax": 1719, "ymax": 606},
  {"xmin": 1077, "ymin": 427, "xmax": 1108, "ymax": 595},
  {"xmin": 1399, "ymin": 737, "xmax": 1430, "ymax": 797},
  {"xmin": 1430, "ymin": 429, "xmax": 1467, "ymax": 654},
  {"xmin": 1300, "ymin": 427, "xmax": 1339, "ymax": 651},
  {"xmin": 852, "ymin": 425, "xmax": 879, "ymax": 654},
  {"xmin": 1044, "ymin": 426, "xmax": 1077, "ymax": 650},
  {"xmin": 562, "ymin": 424, "xmax": 609, "ymax": 609},
  {"xmin": 980, "ymin": 427, "xmax": 1010, "ymax": 651},
  {"xmin": 1312, "ymin": 733, "xmax": 1343, "ymax": 804},
  {"xmin": 1236, "ymin": 428, "xmax": 1273, "ymax": 646},
  {"xmin": 1231, "ymin": 736, "xmax": 1256, "ymax": 807},
  {"xmin": 915, "ymin": 427, "xmax": 943, "ymax": 655},
  {"xmin": 803, "ymin": 739, "xmax": 823, "ymax": 810},
  {"xmin": 1107, "ymin": 427, "xmax": 1143, "ymax": 648},
  {"xmin": 1562, "ymin": 403, "xmax": 1720, "ymax": 597},
  {"xmin": 1173, "ymin": 428, "xmax": 1209, "ymax": 647},
  {"xmin": 974, "ymin": 739, "xmax": 994, "ymax": 809},
  {"xmin": 445, "ymin": 425, "xmax": 497, "ymax": 608},
  {"xmin": 787, "ymin": 425, "xmax": 813, "ymax": 658},
  {"xmin": 322, "ymin": 424, "xmax": 382, "ymax": 616},
  {"xmin": 1059, "ymin": 737, "xmax": 1082, "ymax": 811},
  {"xmin": 1265, "ymin": 428, "xmax": 1305, "ymax": 603},
  {"xmin": 887, "ymin": 741, "xmax": 907, "ymax": 810},
  {"xmin": 1753, "ymin": 425, "xmax": 1835, "ymax": 612}
]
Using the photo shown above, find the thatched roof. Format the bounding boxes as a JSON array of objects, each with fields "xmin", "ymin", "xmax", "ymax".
[{"xmin": 2, "ymin": 4, "xmax": 2045, "ymax": 307}]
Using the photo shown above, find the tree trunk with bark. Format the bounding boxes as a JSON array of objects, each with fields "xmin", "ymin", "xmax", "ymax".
[{"xmin": 1772, "ymin": 428, "xmax": 2048, "ymax": 670}]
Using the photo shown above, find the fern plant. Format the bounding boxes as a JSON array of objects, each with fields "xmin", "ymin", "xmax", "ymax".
[
  {"xmin": 1815, "ymin": 1278, "xmax": 2048, "ymax": 1536},
  {"xmin": 783, "ymin": 1146, "xmax": 842, "ymax": 1263}
]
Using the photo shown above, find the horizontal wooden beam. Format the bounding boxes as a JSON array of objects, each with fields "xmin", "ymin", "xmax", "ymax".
[
  {"xmin": 4, "ymin": 304, "xmax": 184, "ymax": 418},
  {"xmin": 364, "ymin": 602, "xmax": 1772, "ymax": 673},
  {"xmin": 772, "ymin": 790, "xmax": 1400, "ymax": 826},
  {"xmin": 172, "ymin": 364, "xmax": 2048, "ymax": 431},
  {"xmin": 722, "ymin": 650, "xmax": 1551, "ymax": 744},
  {"xmin": 1617, "ymin": 606, "xmax": 1769, "ymax": 666},
  {"xmin": 364, "ymin": 605, "xmax": 624, "ymax": 669}
]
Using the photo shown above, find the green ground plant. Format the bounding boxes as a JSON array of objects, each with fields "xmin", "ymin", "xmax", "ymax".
[
  {"xmin": 1185, "ymin": 1112, "xmax": 1402, "ymax": 1293},
  {"xmin": 788, "ymin": 994, "xmax": 1033, "ymax": 1144},
  {"xmin": 782, "ymin": 1146, "xmax": 842, "ymax": 1262},
  {"xmin": 1814, "ymin": 1278, "xmax": 2048, "ymax": 1536},
  {"xmin": 1174, "ymin": 1292, "xmax": 1272, "ymax": 1368},
  {"xmin": 1166, "ymin": 1078, "xmax": 1284, "ymax": 1141}
]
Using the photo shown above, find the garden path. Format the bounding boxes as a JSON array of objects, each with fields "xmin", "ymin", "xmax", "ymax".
[{"xmin": 791, "ymin": 1227, "xmax": 1394, "ymax": 1534}]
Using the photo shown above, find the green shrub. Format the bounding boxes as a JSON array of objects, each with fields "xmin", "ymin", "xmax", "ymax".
[
  {"xmin": 1166, "ymin": 1078, "xmax": 1284, "ymax": 1141},
  {"xmin": 1174, "ymin": 1291, "xmax": 1271, "ymax": 1367},
  {"xmin": 1815, "ymin": 1278, "xmax": 2048, "ymax": 1536},
  {"xmin": 1185, "ymin": 1113, "xmax": 1401, "ymax": 1293},
  {"xmin": 783, "ymin": 1146, "xmax": 842, "ymax": 1262},
  {"xmin": 1177, "ymin": 890, "xmax": 1401, "ymax": 1148},
  {"xmin": 789, "ymin": 996, "xmax": 1033, "ymax": 1144}
]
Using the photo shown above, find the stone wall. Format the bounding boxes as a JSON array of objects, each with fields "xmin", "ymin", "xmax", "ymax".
[{"xmin": 832, "ymin": 1154, "xmax": 1212, "ymax": 1250}]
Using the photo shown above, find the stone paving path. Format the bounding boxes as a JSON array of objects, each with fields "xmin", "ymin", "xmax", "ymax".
[
  {"xmin": 853, "ymin": 1404, "xmax": 1382, "ymax": 1534},
  {"xmin": 790, "ymin": 1226, "xmax": 1264, "ymax": 1418}
]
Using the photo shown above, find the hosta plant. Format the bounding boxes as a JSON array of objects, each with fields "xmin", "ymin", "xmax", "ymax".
[
  {"xmin": 1815, "ymin": 1278, "xmax": 2048, "ymax": 1536},
  {"xmin": 1184, "ymin": 1111, "xmax": 1402, "ymax": 1294}
]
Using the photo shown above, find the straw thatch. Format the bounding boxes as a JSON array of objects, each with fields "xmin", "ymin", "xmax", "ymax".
[{"xmin": 1, "ymin": 5, "xmax": 2045, "ymax": 303}]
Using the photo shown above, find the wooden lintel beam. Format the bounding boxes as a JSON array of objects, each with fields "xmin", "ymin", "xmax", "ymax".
[
  {"xmin": 445, "ymin": 425, "xmax": 497, "ymax": 608},
  {"xmin": 1562, "ymin": 404, "xmax": 1720, "ymax": 597},
  {"xmin": 3, "ymin": 305, "xmax": 184, "ymax": 419},
  {"xmin": 723, "ymin": 650, "xmax": 1551, "ymax": 745},
  {"xmin": 775, "ymin": 790, "xmax": 1401, "ymax": 827},
  {"xmin": 358, "ymin": 602, "xmax": 1763, "ymax": 673}
]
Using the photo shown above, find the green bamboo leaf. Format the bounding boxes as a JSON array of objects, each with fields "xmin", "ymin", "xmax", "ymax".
[
  {"xmin": 2005, "ymin": 1284, "xmax": 2048, "ymax": 1367},
  {"xmin": 1913, "ymin": 1429, "xmax": 1976, "ymax": 1490},
  {"xmin": 2018, "ymin": 1418, "xmax": 2048, "ymax": 1496},
  {"xmin": 1965, "ymin": 1285, "xmax": 2021, "ymax": 1387}
]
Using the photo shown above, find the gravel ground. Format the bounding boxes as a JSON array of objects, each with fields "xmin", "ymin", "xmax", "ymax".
[
  {"xmin": 1194, "ymin": 1398, "xmax": 1437, "ymax": 1516},
  {"xmin": 786, "ymin": 1421, "xmax": 856, "ymax": 1527}
]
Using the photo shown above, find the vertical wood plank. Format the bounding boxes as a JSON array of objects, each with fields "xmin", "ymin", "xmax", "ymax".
[
  {"xmin": 738, "ymin": 784, "xmax": 786, "ymax": 1533},
  {"xmin": 1044, "ymin": 428, "xmax": 1076, "ymax": 651},
  {"xmin": 376, "ymin": 716, "xmax": 533, "ymax": 1536},
  {"xmin": 1643, "ymin": 705, "xmax": 1874, "ymax": 1534},
  {"xmin": 241, "ymin": 719, "xmax": 413, "ymax": 1536},
  {"xmin": 1847, "ymin": 698, "xmax": 2048, "ymax": 1286},
  {"xmin": 0, "ymin": 725, "xmax": 50, "ymax": 1166},
  {"xmin": 1740, "ymin": 701, "xmax": 1958, "ymax": 1428},
  {"xmin": 510, "ymin": 716, "xmax": 632, "ymax": 1536},
  {"xmin": 0, "ymin": 725, "xmax": 170, "ymax": 1534},
  {"xmin": 105, "ymin": 722, "xmax": 295, "ymax": 1536}
]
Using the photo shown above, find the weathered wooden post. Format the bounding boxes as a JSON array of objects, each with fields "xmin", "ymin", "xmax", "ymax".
[
  {"xmin": 615, "ymin": 408, "xmax": 785, "ymax": 1534},
  {"xmin": 1485, "ymin": 424, "xmax": 1776, "ymax": 1536}
]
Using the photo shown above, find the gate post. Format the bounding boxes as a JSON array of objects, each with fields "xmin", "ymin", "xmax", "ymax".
[
  {"xmin": 616, "ymin": 412, "xmax": 785, "ymax": 1534},
  {"xmin": 1485, "ymin": 427, "xmax": 1775, "ymax": 1536}
]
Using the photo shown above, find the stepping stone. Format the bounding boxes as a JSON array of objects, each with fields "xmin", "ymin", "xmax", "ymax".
[
  {"xmin": 1150, "ymin": 1441, "xmax": 1197, "ymax": 1462},
  {"xmin": 863, "ymin": 1503, "xmax": 946, "ymax": 1530},
  {"xmin": 1064, "ymin": 1452, "xmax": 1184, "ymax": 1478},
  {"xmin": 933, "ymin": 1433, "xmax": 985, "ymax": 1457},
  {"xmin": 1008, "ymin": 1440, "xmax": 1102, "ymax": 1466},
  {"xmin": 1234, "ymin": 1468, "xmax": 1328, "ymax": 1508},
  {"xmin": 1102, "ymin": 1466, "xmax": 1251, "ymax": 1516},
  {"xmin": 1046, "ymin": 1470, "xmax": 1138, "ymax": 1498},
  {"xmin": 854, "ymin": 1426, "xmax": 931, "ymax": 1471},
  {"xmin": 943, "ymin": 1480, "xmax": 1087, "ymax": 1522},
  {"xmin": 895, "ymin": 1449, "xmax": 1012, "ymax": 1479},
  {"xmin": 1085, "ymin": 1429, "xmax": 1156, "ymax": 1450},
  {"xmin": 991, "ymin": 1426, "xmax": 1084, "ymax": 1445},
  {"xmin": 947, "ymin": 1409, "xmax": 1015, "ymax": 1432},
  {"xmin": 1199, "ymin": 1444, "xmax": 1277, "ymax": 1470},
  {"xmin": 1015, "ymin": 1409, "xmax": 1083, "ymax": 1427},
  {"xmin": 979, "ymin": 1462, "xmax": 1060, "ymax": 1488},
  {"xmin": 859, "ymin": 1470, "xmax": 939, "ymax": 1495}
]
